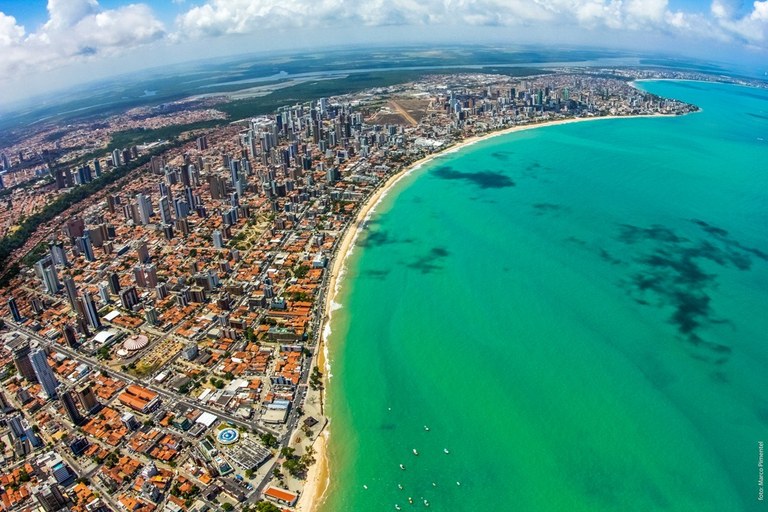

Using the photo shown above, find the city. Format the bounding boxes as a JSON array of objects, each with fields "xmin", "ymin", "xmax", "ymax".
[{"xmin": 0, "ymin": 67, "xmax": 733, "ymax": 512}]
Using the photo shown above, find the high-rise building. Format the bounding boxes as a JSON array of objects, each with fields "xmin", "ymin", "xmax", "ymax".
[
  {"xmin": 136, "ymin": 193, "xmax": 153, "ymax": 225},
  {"xmin": 162, "ymin": 223, "xmax": 174, "ymax": 240},
  {"xmin": 108, "ymin": 272, "xmax": 121, "ymax": 295},
  {"xmin": 119, "ymin": 286, "xmax": 139, "ymax": 310},
  {"xmin": 144, "ymin": 264, "xmax": 158, "ymax": 287},
  {"xmin": 111, "ymin": 149, "xmax": 121, "ymax": 167},
  {"xmin": 121, "ymin": 412, "xmax": 140, "ymax": 431},
  {"xmin": 63, "ymin": 275, "xmax": 79, "ymax": 309},
  {"xmin": 53, "ymin": 167, "xmax": 73, "ymax": 190},
  {"xmin": 77, "ymin": 231, "xmax": 95, "ymax": 261},
  {"xmin": 135, "ymin": 241, "xmax": 150, "ymax": 264},
  {"xmin": 133, "ymin": 265, "xmax": 147, "ymax": 288},
  {"xmin": 76, "ymin": 383, "xmax": 100, "ymax": 415},
  {"xmin": 48, "ymin": 240, "xmax": 68, "ymax": 267},
  {"xmin": 11, "ymin": 341, "xmax": 37, "ymax": 382},
  {"xmin": 35, "ymin": 483, "xmax": 67, "ymax": 512},
  {"xmin": 60, "ymin": 389, "xmax": 84, "ymax": 426},
  {"xmin": 155, "ymin": 282, "xmax": 168, "ymax": 300},
  {"xmin": 8, "ymin": 297, "xmax": 22, "ymax": 322},
  {"xmin": 159, "ymin": 195, "xmax": 173, "ymax": 225},
  {"xmin": 208, "ymin": 175, "xmax": 227, "ymax": 200},
  {"xmin": 62, "ymin": 324, "xmax": 78, "ymax": 348},
  {"xmin": 145, "ymin": 306, "xmax": 159, "ymax": 326},
  {"xmin": 212, "ymin": 229, "xmax": 224, "ymax": 249},
  {"xmin": 83, "ymin": 294, "xmax": 101, "ymax": 330},
  {"xmin": 35, "ymin": 256, "xmax": 60, "ymax": 295},
  {"xmin": 173, "ymin": 198, "xmax": 189, "ymax": 219},
  {"xmin": 64, "ymin": 217, "xmax": 85, "ymax": 241},
  {"xmin": 98, "ymin": 282, "xmax": 110, "ymax": 304},
  {"xmin": 30, "ymin": 347, "xmax": 58, "ymax": 399},
  {"xmin": 150, "ymin": 155, "xmax": 164, "ymax": 174}
]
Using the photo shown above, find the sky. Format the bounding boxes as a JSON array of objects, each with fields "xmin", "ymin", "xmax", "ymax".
[{"xmin": 0, "ymin": 0, "xmax": 766, "ymax": 104}]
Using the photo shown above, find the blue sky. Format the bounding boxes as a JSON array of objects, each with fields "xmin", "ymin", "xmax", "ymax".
[{"xmin": 0, "ymin": 0, "xmax": 766, "ymax": 103}]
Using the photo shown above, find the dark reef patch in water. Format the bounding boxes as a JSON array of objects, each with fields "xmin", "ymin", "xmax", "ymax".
[
  {"xmin": 365, "ymin": 269, "xmax": 391, "ymax": 280},
  {"xmin": 408, "ymin": 247, "xmax": 450, "ymax": 274},
  {"xmin": 532, "ymin": 203, "xmax": 562, "ymax": 214},
  {"xmin": 618, "ymin": 224, "xmax": 685, "ymax": 245},
  {"xmin": 599, "ymin": 248, "xmax": 622, "ymax": 265},
  {"xmin": 491, "ymin": 151, "xmax": 514, "ymax": 161},
  {"xmin": 360, "ymin": 229, "xmax": 415, "ymax": 248},
  {"xmin": 613, "ymin": 221, "xmax": 768, "ymax": 363},
  {"xmin": 432, "ymin": 166, "xmax": 515, "ymax": 189}
]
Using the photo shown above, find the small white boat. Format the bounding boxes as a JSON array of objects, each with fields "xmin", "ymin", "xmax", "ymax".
[
  {"xmin": 408, "ymin": 497, "xmax": 414, "ymax": 504},
  {"xmin": 424, "ymin": 500, "xmax": 430, "ymax": 507},
  {"xmin": 363, "ymin": 485, "xmax": 368, "ymax": 490},
  {"xmin": 395, "ymin": 505, "xmax": 401, "ymax": 511},
  {"xmin": 456, "ymin": 481, "xmax": 461, "ymax": 486},
  {"xmin": 413, "ymin": 449, "xmax": 419, "ymax": 456},
  {"xmin": 400, "ymin": 464, "xmax": 406, "ymax": 470},
  {"xmin": 443, "ymin": 448, "xmax": 449, "ymax": 454},
  {"xmin": 424, "ymin": 425, "xmax": 429, "ymax": 431},
  {"xmin": 397, "ymin": 484, "xmax": 403, "ymax": 490},
  {"xmin": 432, "ymin": 482, "xmax": 437, "ymax": 487}
]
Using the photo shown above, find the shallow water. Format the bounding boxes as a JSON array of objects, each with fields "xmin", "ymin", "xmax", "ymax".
[{"xmin": 321, "ymin": 81, "xmax": 768, "ymax": 512}]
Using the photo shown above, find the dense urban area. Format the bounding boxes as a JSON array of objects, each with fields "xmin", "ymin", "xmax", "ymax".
[{"xmin": 0, "ymin": 66, "xmax": 739, "ymax": 512}]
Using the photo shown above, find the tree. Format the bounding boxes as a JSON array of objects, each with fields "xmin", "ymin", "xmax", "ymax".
[
  {"xmin": 221, "ymin": 503, "xmax": 234, "ymax": 511},
  {"xmin": 256, "ymin": 501, "xmax": 281, "ymax": 512},
  {"xmin": 260, "ymin": 433, "xmax": 278, "ymax": 449}
]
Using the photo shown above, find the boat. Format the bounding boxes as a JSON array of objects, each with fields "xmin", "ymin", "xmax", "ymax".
[
  {"xmin": 395, "ymin": 505, "xmax": 401, "ymax": 511},
  {"xmin": 432, "ymin": 482, "xmax": 437, "ymax": 487},
  {"xmin": 424, "ymin": 425, "xmax": 429, "ymax": 431},
  {"xmin": 397, "ymin": 484, "xmax": 403, "ymax": 490},
  {"xmin": 424, "ymin": 499, "xmax": 430, "ymax": 507},
  {"xmin": 456, "ymin": 481, "xmax": 461, "ymax": 486},
  {"xmin": 400, "ymin": 464, "xmax": 406, "ymax": 470},
  {"xmin": 363, "ymin": 485, "xmax": 368, "ymax": 490},
  {"xmin": 443, "ymin": 448, "xmax": 449, "ymax": 454},
  {"xmin": 413, "ymin": 449, "xmax": 419, "ymax": 456},
  {"xmin": 408, "ymin": 497, "xmax": 414, "ymax": 504}
]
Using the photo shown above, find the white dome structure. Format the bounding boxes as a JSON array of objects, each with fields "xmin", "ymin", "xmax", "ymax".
[{"xmin": 123, "ymin": 334, "xmax": 149, "ymax": 352}]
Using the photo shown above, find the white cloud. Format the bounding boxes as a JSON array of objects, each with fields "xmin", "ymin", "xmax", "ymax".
[
  {"xmin": 1, "ymin": 0, "xmax": 767, "ymax": 92},
  {"xmin": 173, "ymin": 0, "xmax": 762, "ymax": 49},
  {"xmin": 0, "ymin": 13, "xmax": 25, "ymax": 47},
  {"xmin": 0, "ymin": 0, "xmax": 164, "ymax": 78},
  {"xmin": 715, "ymin": 0, "xmax": 768, "ymax": 42},
  {"xmin": 751, "ymin": 0, "xmax": 768, "ymax": 21},
  {"xmin": 46, "ymin": 0, "xmax": 99, "ymax": 29}
]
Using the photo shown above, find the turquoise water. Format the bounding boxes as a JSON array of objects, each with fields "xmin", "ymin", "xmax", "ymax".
[{"xmin": 321, "ymin": 81, "xmax": 768, "ymax": 511}]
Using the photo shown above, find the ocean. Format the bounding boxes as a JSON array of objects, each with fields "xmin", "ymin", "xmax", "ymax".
[{"xmin": 320, "ymin": 81, "xmax": 768, "ymax": 511}]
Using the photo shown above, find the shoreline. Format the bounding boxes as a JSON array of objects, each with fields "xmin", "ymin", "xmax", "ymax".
[{"xmin": 301, "ymin": 112, "xmax": 676, "ymax": 512}]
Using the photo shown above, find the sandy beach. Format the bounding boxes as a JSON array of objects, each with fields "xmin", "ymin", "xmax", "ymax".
[{"xmin": 299, "ymin": 112, "xmax": 673, "ymax": 512}]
